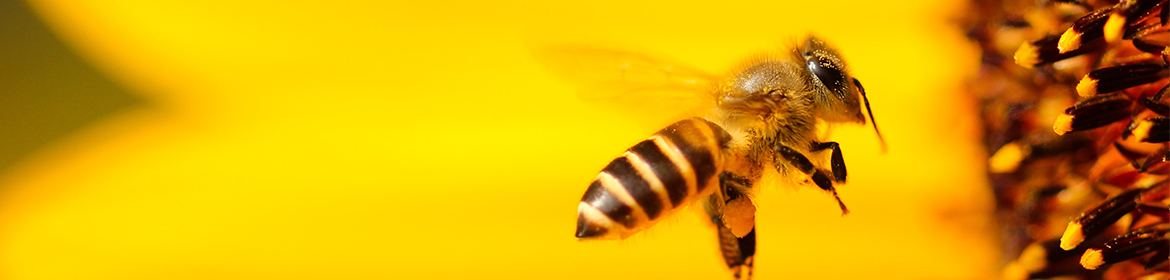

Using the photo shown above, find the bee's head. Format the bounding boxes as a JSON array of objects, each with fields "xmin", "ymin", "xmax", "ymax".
[
  {"xmin": 797, "ymin": 36, "xmax": 865, "ymax": 124},
  {"xmin": 798, "ymin": 35, "xmax": 885, "ymax": 149}
]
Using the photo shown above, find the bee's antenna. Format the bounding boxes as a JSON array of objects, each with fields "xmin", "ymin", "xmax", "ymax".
[{"xmin": 854, "ymin": 78, "xmax": 887, "ymax": 153}]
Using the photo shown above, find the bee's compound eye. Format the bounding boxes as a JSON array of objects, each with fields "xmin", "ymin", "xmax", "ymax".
[{"xmin": 806, "ymin": 55, "xmax": 847, "ymax": 94}]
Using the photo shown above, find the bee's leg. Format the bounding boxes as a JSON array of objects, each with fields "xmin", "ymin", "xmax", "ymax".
[
  {"xmin": 704, "ymin": 172, "xmax": 756, "ymax": 280},
  {"xmin": 775, "ymin": 145, "xmax": 849, "ymax": 215},
  {"xmin": 810, "ymin": 141, "xmax": 847, "ymax": 183}
]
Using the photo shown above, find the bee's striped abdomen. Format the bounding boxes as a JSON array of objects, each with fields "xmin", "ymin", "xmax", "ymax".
[
  {"xmin": 576, "ymin": 118, "xmax": 733, "ymax": 239},
  {"xmin": 629, "ymin": 140, "xmax": 688, "ymax": 206}
]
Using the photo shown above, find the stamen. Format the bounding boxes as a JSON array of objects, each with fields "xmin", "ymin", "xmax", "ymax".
[
  {"xmin": 1076, "ymin": 63, "xmax": 1168, "ymax": 97},
  {"xmin": 1059, "ymin": 188, "xmax": 1143, "ymax": 250},
  {"xmin": 1058, "ymin": 7, "xmax": 1114, "ymax": 53},
  {"xmin": 1053, "ymin": 94, "xmax": 1133, "ymax": 135},
  {"xmin": 1079, "ymin": 224, "xmax": 1169, "ymax": 270}
]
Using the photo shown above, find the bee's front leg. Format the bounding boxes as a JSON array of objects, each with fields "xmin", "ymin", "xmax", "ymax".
[
  {"xmin": 774, "ymin": 144, "xmax": 849, "ymax": 215},
  {"xmin": 810, "ymin": 141, "xmax": 846, "ymax": 183}
]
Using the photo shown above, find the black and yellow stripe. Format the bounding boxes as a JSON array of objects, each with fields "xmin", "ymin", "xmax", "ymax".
[{"xmin": 576, "ymin": 117, "xmax": 733, "ymax": 239}]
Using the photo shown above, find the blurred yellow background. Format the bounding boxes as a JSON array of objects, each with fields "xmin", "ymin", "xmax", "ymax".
[{"xmin": 0, "ymin": 0, "xmax": 996, "ymax": 279}]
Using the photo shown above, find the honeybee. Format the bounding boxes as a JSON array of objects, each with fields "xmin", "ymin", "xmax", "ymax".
[{"xmin": 558, "ymin": 36, "xmax": 884, "ymax": 280}]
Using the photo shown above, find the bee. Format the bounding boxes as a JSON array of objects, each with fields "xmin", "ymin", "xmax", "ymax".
[{"xmin": 564, "ymin": 36, "xmax": 884, "ymax": 279}]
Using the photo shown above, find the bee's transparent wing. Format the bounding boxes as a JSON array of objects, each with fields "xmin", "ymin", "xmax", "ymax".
[{"xmin": 533, "ymin": 46, "xmax": 719, "ymax": 129}]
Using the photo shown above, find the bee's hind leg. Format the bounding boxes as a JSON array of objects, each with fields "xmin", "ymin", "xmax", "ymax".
[
  {"xmin": 774, "ymin": 145, "xmax": 849, "ymax": 215},
  {"xmin": 705, "ymin": 172, "xmax": 756, "ymax": 280}
]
